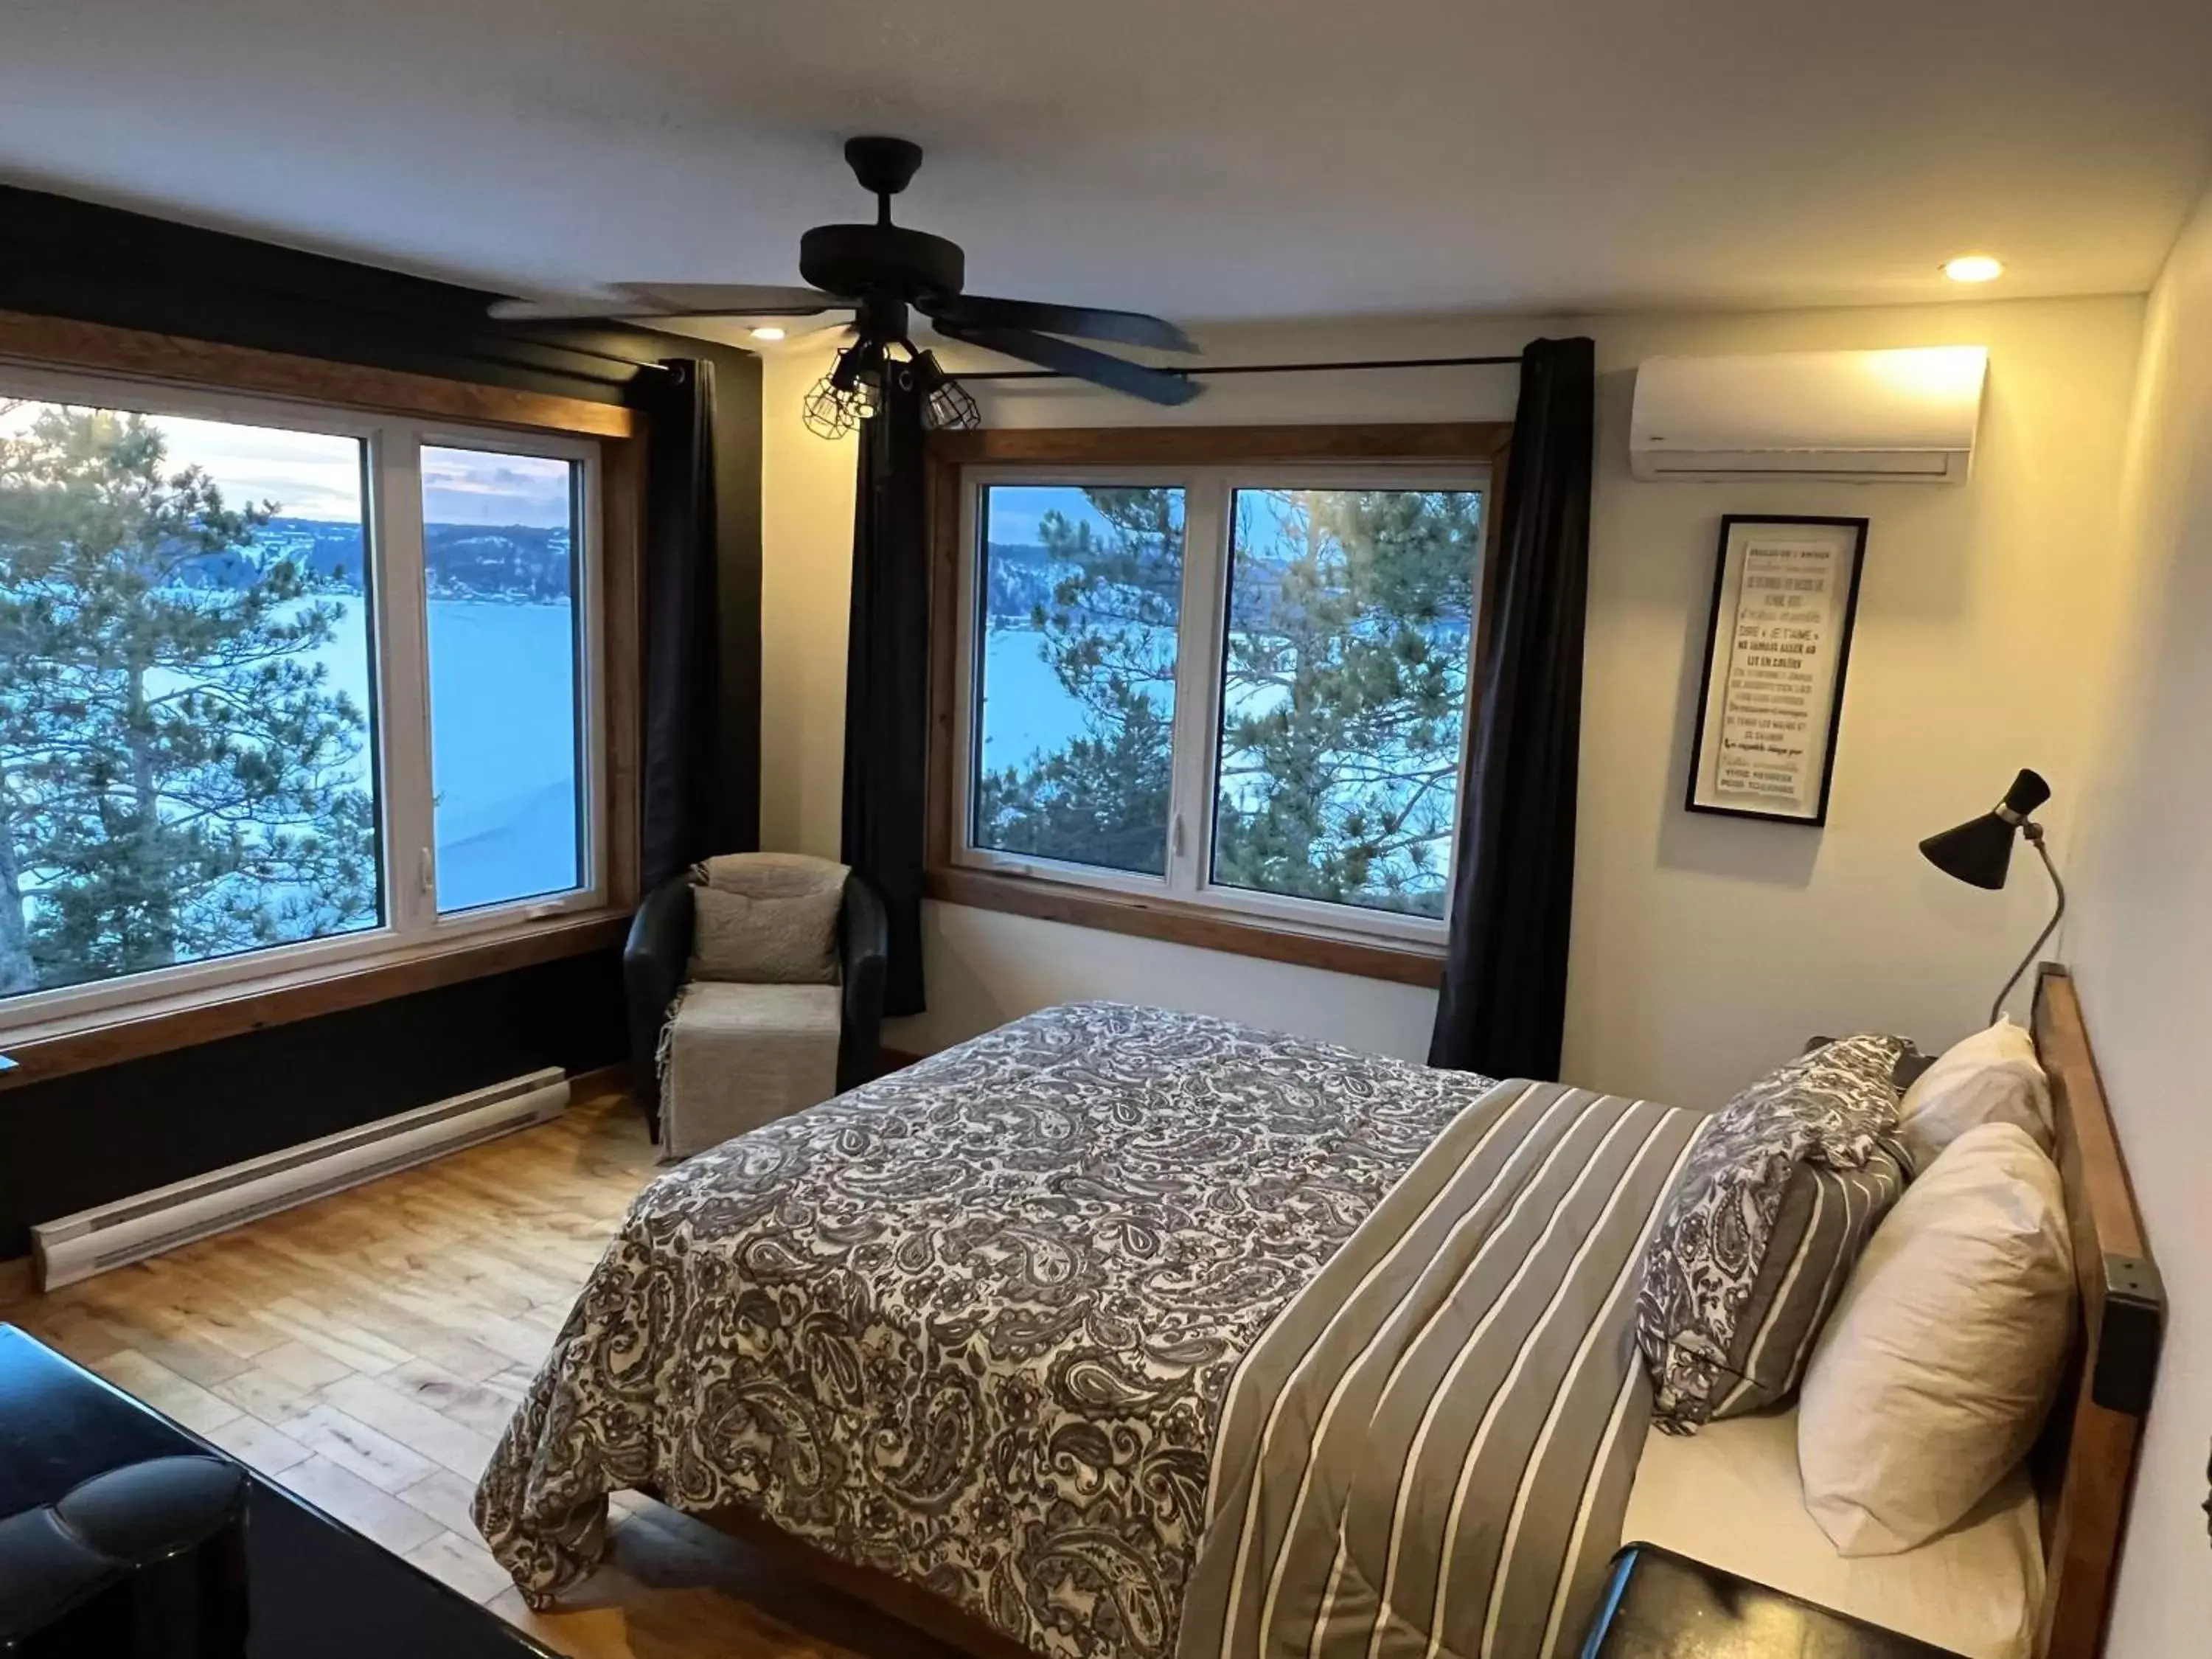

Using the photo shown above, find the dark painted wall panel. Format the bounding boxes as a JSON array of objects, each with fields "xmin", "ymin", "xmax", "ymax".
[
  {"xmin": 0, "ymin": 184, "xmax": 666, "ymax": 403},
  {"xmin": 0, "ymin": 949, "xmax": 627, "ymax": 1257}
]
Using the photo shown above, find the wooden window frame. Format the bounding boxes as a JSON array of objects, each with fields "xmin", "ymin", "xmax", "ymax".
[
  {"xmin": 925, "ymin": 422, "xmax": 1511, "ymax": 987},
  {"xmin": 0, "ymin": 310, "xmax": 645, "ymax": 1090}
]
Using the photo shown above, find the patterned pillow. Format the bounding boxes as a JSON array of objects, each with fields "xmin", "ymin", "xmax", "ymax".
[
  {"xmin": 1637, "ymin": 1034, "xmax": 1910, "ymax": 1434},
  {"xmin": 688, "ymin": 885, "xmax": 842, "ymax": 984}
]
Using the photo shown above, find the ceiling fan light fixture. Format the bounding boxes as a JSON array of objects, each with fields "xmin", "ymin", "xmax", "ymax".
[
  {"xmin": 913, "ymin": 349, "xmax": 982, "ymax": 433},
  {"xmin": 827, "ymin": 342, "xmax": 869, "ymax": 394},
  {"xmin": 800, "ymin": 375, "xmax": 860, "ymax": 439},
  {"xmin": 802, "ymin": 345, "xmax": 883, "ymax": 439}
]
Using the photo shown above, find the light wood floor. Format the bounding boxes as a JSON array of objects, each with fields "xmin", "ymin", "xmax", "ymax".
[{"xmin": 3, "ymin": 1081, "xmax": 950, "ymax": 1659}]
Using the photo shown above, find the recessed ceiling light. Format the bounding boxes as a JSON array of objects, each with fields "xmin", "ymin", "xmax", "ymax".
[
  {"xmin": 749, "ymin": 325, "xmax": 787, "ymax": 341},
  {"xmin": 1942, "ymin": 255, "xmax": 2004, "ymax": 284}
]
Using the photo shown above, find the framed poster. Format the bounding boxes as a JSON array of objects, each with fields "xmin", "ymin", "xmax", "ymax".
[{"xmin": 1685, "ymin": 515, "xmax": 1868, "ymax": 825}]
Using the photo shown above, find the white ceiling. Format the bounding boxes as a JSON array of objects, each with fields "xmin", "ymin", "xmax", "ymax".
[{"xmin": 5, "ymin": 0, "xmax": 2211, "ymax": 321}]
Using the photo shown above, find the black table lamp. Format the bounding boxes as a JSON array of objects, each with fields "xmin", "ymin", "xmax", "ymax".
[{"xmin": 1920, "ymin": 768, "xmax": 2066, "ymax": 1025}]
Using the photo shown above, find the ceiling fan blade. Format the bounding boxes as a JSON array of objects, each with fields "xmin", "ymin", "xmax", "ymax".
[
  {"xmin": 611, "ymin": 282, "xmax": 844, "ymax": 315},
  {"xmin": 488, "ymin": 282, "xmax": 849, "ymax": 322},
  {"xmin": 920, "ymin": 293, "xmax": 1194, "ymax": 353},
  {"xmin": 488, "ymin": 296, "xmax": 681, "ymax": 321},
  {"xmin": 935, "ymin": 323, "xmax": 1200, "ymax": 406},
  {"xmin": 938, "ymin": 323, "xmax": 1212, "ymax": 407}
]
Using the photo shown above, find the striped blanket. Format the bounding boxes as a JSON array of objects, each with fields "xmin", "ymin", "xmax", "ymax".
[{"xmin": 1181, "ymin": 1080, "xmax": 1708, "ymax": 1659}]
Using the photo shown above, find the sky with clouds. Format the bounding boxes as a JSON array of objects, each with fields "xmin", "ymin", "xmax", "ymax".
[
  {"xmin": 1, "ymin": 399, "xmax": 572, "ymax": 528},
  {"xmin": 984, "ymin": 484, "xmax": 1177, "ymax": 547}
]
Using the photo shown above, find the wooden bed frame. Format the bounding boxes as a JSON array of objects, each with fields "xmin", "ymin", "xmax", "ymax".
[
  {"xmin": 2028, "ymin": 963, "xmax": 2164, "ymax": 1658},
  {"xmin": 678, "ymin": 962, "xmax": 2163, "ymax": 1659}
]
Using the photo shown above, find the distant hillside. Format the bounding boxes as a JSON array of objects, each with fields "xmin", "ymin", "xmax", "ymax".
[
  {"xmin": 982, "ymin": 542, "xmax": 1054, "ymax": 619},
  {"xmin": 984, "ymin": 540, "xmax": 1192, "ymax": 624},
  {"xmin": 184, "ymin": 518, "xmax": 573, "ymax": 602},
  {"xmin": 984, "ymin": 538, "xmax": 1287, "ymax": 627},
  {"xmin": 422, "ymin": 522, "xmax": 574, "ymax": 601}
]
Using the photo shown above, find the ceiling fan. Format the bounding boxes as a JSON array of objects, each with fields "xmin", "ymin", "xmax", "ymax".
[{"xmin": 490, "ymin": 136, "xmax": 1202, "ymax": 434}]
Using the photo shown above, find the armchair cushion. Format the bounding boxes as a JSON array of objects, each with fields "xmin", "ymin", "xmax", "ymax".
[
  {"xmin": 686, "ymin": 852, "xmax": 848, "ymax": 985},
  {"xmin": 689, "ymin": 886, "xmax": 841, "ymax": 984},
  {"xmin": 661, "ymin": 982, "xmax": 841, "ymax": 1158},
  {"xmin": 695, "ymin": 851, "xmax": 849, "ymax": 898}
]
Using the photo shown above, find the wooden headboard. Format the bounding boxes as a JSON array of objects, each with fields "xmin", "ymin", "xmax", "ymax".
[{"xmin": 2030, "ymin": 963, "xmax": 2165, "ymax": 1658}]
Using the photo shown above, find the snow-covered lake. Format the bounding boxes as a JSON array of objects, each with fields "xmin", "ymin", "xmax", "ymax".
[
  {"xmin": 976, "ymin": 623, "xmax": 1116, "ymax": 768},
  {"xmin": 319, "ymin": 597, "xmax": 580, "ymax": 912}
]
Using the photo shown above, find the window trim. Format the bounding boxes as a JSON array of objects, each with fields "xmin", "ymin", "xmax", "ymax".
[
  {"xmin": 925, "ymin": 422, "xmax": 1512, "ymax": 985},
  {"xmin": 0, "ymin": 306, "xmax": 638, "ymax": 439},
  {"xmin": 0, "ymin": 341, "xmax": 644, "ymax": 1082},
  {"xmin": 0, "ymin": 909, "xmax": 630, "ymax": 1090}
]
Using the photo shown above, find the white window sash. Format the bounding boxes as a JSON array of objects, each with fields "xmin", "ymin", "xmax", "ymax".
[{"xmin": 410, "ymin": 424, "xmax": 606, "ymax": 925}]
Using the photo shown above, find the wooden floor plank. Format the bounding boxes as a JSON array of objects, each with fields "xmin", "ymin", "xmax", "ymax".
[
  {"xmin": 485, "ymin": 1593, "xmax": 641, "ymax": 1659},
  {"xmin": 197, "ymin": 1411, "xmax": 315, "ymax": 1475},
  {"xmin": 253, "ymin": 1295, "xmax": 416, "ymax": 1375},
  {"xmin": 383, "ymin": 1355, "xmax": 532, "ymax": 1439},
  {"xmin": 280, "ymin": 1453, "xmax": 445, "ymax": 1555},
  {"xmin": 287, "ymin": 1402, "xmax": 442, "ymax": 1492},
  {"xmin": 404, "ymin": 1527, "xmax": 518, "ymax": 1604},
  {"xmin": 129, "ymin": 1259, "xmax": 299, "ymax": 1361},
  {"xmin": 89, "ymin": 1348, "xmax": 246, "ymax": 1436},
  {"xmin": 29, "ymin": 1301, "xmax": 131, "ymax": 1367},
  {"xmin": 210, "ymin": 1358, "xmax": 333, "ymax": 1427},
  {"xmin": 393, "ymin": 1466, "xmax": 486, "ymax": 1537},
  {"xmin": 72, "ymin": 1288, "xmax": 256, "ymax": 1389},
  {"xmin": 321, "ymin": 1370, "xmax": 500, "ymax": 1480}
]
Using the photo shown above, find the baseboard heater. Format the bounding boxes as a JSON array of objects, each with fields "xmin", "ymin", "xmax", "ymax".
[{"xmin": 32, "ymin": 1068, "xmax": 569, "ymax": 1292}]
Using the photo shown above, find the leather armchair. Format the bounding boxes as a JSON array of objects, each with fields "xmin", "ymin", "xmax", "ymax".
[{"xmin": 623, "ymin": 869, "xmax": 889, "ymax": 1141}]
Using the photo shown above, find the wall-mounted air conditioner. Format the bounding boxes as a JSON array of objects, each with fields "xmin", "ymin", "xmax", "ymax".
[{"xmin": 1630, "ymin": 347, "xmax": 1988, "ymax": 483}]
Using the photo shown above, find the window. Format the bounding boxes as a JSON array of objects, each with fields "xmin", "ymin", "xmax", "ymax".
[
  {"xmin": 1213, "ymin": 486, "xmax": 1483, "ymax": 919},
  {"xmin": 970, "ymin": 484, "xmax": 1186, "ymax": 876},
  {"xmin": 420, "ymin": 445, "xmax": 585, "ymax": 912},
  {"xmin": 942, "ymin": 426, "xmax": 1503, "ymax": 972},
  {"xmin": 0, "ymin": 367, "xmax": 607, "ymax": 1029}
]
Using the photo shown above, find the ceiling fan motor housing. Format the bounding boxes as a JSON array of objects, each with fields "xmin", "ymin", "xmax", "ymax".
[
  {"xmin": 799, "ymin": 223, "xmax": 964, "ymax": 301},
  {"xmin": 844, "ymin": 136, "xmax": 925, "ymax": 198}
]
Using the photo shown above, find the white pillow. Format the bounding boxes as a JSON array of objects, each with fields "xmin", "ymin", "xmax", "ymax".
[
  {"xmin": 1797, "ymin": 1122, "xmax": 2074, "ymax": 1557},
  {"xmin": 1897, "ymin": 1017, "xmax": 2052, "ymax": 1172}
]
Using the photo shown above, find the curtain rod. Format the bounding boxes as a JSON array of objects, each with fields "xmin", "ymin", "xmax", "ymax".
[{"xmin": 953, "ymin": 352, "xmax": 1525, "ymax": 383}]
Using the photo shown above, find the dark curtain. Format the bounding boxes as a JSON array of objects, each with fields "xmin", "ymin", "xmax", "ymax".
[
  {"xmin": 841, "ymin": 379, "xmax": 930, "ymax": 1015},
  {"xmin": 639, "ymin": 358, "xmax": 721, "ymax": 891},
  {"xmin": 1430, "ymin": 336, "xmax": 1596, "ymax": 1079}
]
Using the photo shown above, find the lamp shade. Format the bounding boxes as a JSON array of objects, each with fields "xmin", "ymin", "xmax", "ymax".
[{"xmin": 1919, "ymin": 768, "xmax": 2051, "ymax": 890}]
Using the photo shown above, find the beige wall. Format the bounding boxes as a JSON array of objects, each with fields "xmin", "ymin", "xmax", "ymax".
[
  {"xmin": 2066, "ymin": 190, "xmax": 2212, "ymax": 1659},
  {"xmin": 759, "ymin": 296, "xmax": 2145, "ymax": 1099},
  {"xmin": 759, "ymin": 354, "xmax": 861, "ymax": 860}
]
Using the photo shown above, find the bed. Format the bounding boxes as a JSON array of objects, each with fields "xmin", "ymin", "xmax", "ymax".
[
  {"xmin": 475, "ymin": 966, "xmax": 2158, "ymax": 1659},
  {"xmin": 1622, "ymin": 1406, "xmax": 2046, "ymax": 1656}
]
